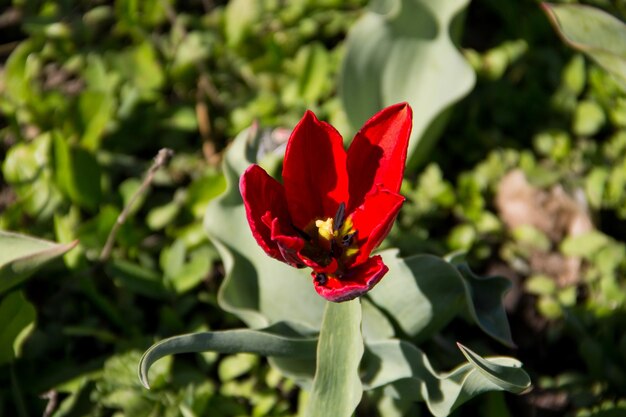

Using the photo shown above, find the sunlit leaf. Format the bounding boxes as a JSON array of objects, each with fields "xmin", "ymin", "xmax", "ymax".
[
  {"xmin": 340, "ymin": 0, "xmax": 475, "ymax": 169},
  {"xmin": 2, "ymin": 133, "xmax": 64, "ymax": 218},
  {"xmin": 543, "ymin": 2, "xmax": 626, "ymax": 89},
  {"xmin": 78, "ymin": 90, "xmax": 114, "ymax": 150},
  {"xmin": 138, "ymin": 323, "xmax": 317, "ymax": 388},
  {"xmin": 53, "ymin": 132, "xmax": 102, "ymax": 211},
  {"xmin": 0, "ymin": 231, "xmax": 78, "ymax": 295},
  {"xmin": 224, "ymin": 0, "xmax": 259, "ymax": 47},
  {"xmin": 304, "ymin": 300, "xmax": 363, "ymax": 417},
  {"xmin": 362, "ymin": 340, "xmax": 530, "ymax": 417},
  {"xmin": 369, "ymin": 251, "xmax": 514, "ymax": 347}
]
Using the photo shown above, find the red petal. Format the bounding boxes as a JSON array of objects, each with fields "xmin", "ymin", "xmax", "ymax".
[
  {"xmin": 350, "ymin": 186, "xmax": 404, "ymax": 265},
  {"xmin": 283, "ymin": 111, "xmax": 349, "ymax": 229},
  {"xmin": 346, "ymin": 103, "xmax": 412, "ymax": 211},
  {"xmin": 268, "ymin": 217, "xmax": 307, "ymax": 268},
  {"xmin": 314, "ymin": 255, "xmax": 388, "ymax": 302},
  {"xmin": 240, "ymin": 165, "xmax": 293, "ymax": 262}
]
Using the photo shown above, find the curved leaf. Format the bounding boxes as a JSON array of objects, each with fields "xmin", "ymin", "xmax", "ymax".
[
  {"xmin": 0, "ymin": 231, "xmax": 78, "ymax": 295},
  {"xmin": 457, "ymin": 343, "xmax": 530, "ymax": 394},
  {"xmin": 304, "ymin": 300, "xmax": 364, "ymax": 417},
  {"xmin": 362, "ymin": 340, "xmax": 530, "ymax": 417},
  {"xmin": 0, "ymin": 291, "xmax": 36, "ymax": 365},
  {"xmin": 340, "ymin": 0, "xmax": 475, "ymax": 169},
  {"xmin": 543, "ymin": 2, "xmax": 626, "ymax": 88},
  {"xmin": 369, "ymin": 251, "xmax": 514, "ymax": 347},
  {"xmin": 138, "ymin": 323, "xmax": 317, "ymax": 389},
  {"xmin": 456, "ymin": 264, "xmax": 514, "ymax": 347}
]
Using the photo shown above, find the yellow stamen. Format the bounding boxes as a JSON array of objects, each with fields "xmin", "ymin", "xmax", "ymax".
[{"xmin": 315, "ymin": 218, "xmax": 335, "ymax": 242}]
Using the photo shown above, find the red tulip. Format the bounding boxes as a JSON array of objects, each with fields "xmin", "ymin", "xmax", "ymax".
[{"xmin": 240, "ymin": 103, "xmax": 412, "ymax": 302}]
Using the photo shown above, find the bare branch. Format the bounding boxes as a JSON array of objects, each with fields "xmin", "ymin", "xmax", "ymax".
[{"xmin": 99, "ymin": 148, "xmax": 174, "ymax": 262}]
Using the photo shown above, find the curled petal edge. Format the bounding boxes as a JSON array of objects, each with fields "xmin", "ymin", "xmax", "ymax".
[{"xmin": 314, "ymin": 255, "xmax": 388, "ymax": 302}]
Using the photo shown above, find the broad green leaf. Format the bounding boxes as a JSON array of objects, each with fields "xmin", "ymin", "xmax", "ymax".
[
  {"xmin": 362, "ymin": 340, "xmax": 530, "ymax": 417},
  {"xmin": 171, "ymin": 32, "xmax": 213, "ymax": 80},
  {"xmin": 369, "ymin": 251, "xmax": 465, "ymax": 341},
  {"xmin": 525, "ymin": 274, "xmax": 557, "ymax": 296},
  {"xmin": 2, "ymin": 133, "xmax": 64, "ymax": 218},
  {"xmin": 53, "ymin": 132, "xmax": 102, "ymax": 211},
  {"xmin": 573, "ymin": 100, "xmax": 606, "ymax": 136},
  {"xmin": 340, "ymin": 0, "xmax": 475, "ymax": 169},
  {"xmin": 295, "ymin": 42, "xmax": 331, "ymax": 104},
  {"xmin": 147, "ymin": 197, "xmax": 181, "ymax": 230},
  {"xmin": 54, "ymin": 208, "xmax": 84, "ymax": 269},
  {"xmin": 457, "ymin": 343, "xmax": 531, "ymax": 394},
  {"xmin": 224, "ymin": 0, "xmax": 259, "ymax": 48},
  {"xmin": 543, "ymin": 3, "xmax": 626, "ymax": 88},
  {"xmin": 102, "ymin": 350, "xmax": 172, "ymax": 416},
  {"xmin": 218, "ymin": 353, "xmax": 258, "ymax": 381},
  {"xmin": 112, "ymin": 43, "xmax": 165, "ymax": 95},
  {"xmin": 0, "ymin": 231, "xmax": 78, "ymax": 295},
  {"xmin": 0, "ymin": 291, "xmax": 36, "ymax": 365},
  {"xmin": 138, "ymin": 323, "xmax": 317, "ymax": 388},
  {"xmin": 369, "ymin": 251, "xmax": 514, "ymax": 347},
  {"xmin": 304, "ymin": 300, "xmax": 363, "ymax": 417},
  {"xmin": 585, "ymin": 167, "xmax": 609, "ymax": 209},
  {"xmin": 161, "ymin": 241, "xmax": 215, "ymax": 294},
  {"xmin": 4, "ymin": 41, "xmax": 37, "ymax": 107},
  {"xmin": 560, "ymin": 230, "xmax": 610, "ymax": 258},
  {"xmin": 78, "ymin": 90, "xmax": 114, "ymax": 150},
  {"xmin": 456, "ymin": 264, "xmax": 514, "ymax": 347}
]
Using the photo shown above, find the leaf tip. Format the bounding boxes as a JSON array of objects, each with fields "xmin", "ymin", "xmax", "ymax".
[{"xmin": 137, "ymin": 352, "xmax": 152, "ymax": 390}]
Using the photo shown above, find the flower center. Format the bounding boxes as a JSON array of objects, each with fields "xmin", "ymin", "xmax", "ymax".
[{"xmin": 299, "ymin": 203, "xmax": 358, "ymax": 276}]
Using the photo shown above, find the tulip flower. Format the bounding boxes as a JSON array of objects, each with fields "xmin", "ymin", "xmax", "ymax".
[{"xmin": 240, "ymin": 103, "xmax": 412, "ymax": 302}]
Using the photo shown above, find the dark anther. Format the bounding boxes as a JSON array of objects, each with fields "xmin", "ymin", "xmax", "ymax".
[
  {"xmin": 342, "ymin": 232, "xmax": 356, "ymax": 247},
  {"xmin": 333, "ymin": 202, "xmax": 346, "ymax": 232},
  {"xmin": 314, "ymin": 273, "xmax": 328, "ymax": 286},
  {"xmin": 292, "ymin": 223, "xmax": 311, "ymax": 241},
  {"xmin": 330, "ymin": 239, "xmax": 341, "ymax": 258}
]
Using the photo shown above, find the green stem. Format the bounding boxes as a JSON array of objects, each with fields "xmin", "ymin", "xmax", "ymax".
[{"xmin": 303, "ymin": 299, "xmax": 364, "ymax": 417}]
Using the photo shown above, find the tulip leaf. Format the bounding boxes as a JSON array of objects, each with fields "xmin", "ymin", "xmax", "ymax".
[
  {"xmin": 138, "ymin": 323, "xmax": 317, "ymax": 389},
  {"xmin": 456, "ymin": 264, "xmax": 514, "ymax": 347},
  {"xmin": 340, "ymin": 0, "xmax": 475, "ymax": 170},
  {"xmin": 542, "ymin": 2, "xmax": 626, "ymax": 88},
  {"xmin": 304, "ymin": 300, "xmax": 364, "ymax": 417},
  {"xmin": 370, "ymin": 251, "xmax": 514, "ymax": 347},
  {"xmin": 0, "ymin": 291, "xmax": 36, "ymax": 365},
  {"xmin": 0, "ymin": 231, "xmax": 78, "ymax": 295},
  {"xmin": 204, "ymin": 126, "xmax": 327, "ymax": 331},
  {"xmin": 53, "ymin": 131, "xmax": 102, "ymax": 211},
  {"xmin": 362, "ymin": 340, "xmax": 530, "ymax": 417}
]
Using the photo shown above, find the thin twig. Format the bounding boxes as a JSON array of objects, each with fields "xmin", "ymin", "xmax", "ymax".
[
  {"xmin": 99, "ymin": 148, "xmax": 174, "ymax": 262},
  {"xmin": 41, "ymin": 390, "xmax": 58, "ymax": 417}
]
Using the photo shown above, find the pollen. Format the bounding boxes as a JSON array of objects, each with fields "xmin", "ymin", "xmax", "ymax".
[
  {"xmin": 315, "ymin": 218, "xmax": 335, "ymax": 242},
  {"xmin": 302, "ymin": 206, "xmax": 359, "ymax": 277}
]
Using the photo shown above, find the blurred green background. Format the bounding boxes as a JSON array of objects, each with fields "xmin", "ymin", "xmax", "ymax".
[{"xmin": 2, "ymin": 0, "xmax": 626, "ymax": 416}]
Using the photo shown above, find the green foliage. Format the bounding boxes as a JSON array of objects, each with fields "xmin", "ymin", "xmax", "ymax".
[
  {"xmin": 340, "ymin": 0, "xmax": 476, "ymax": 170},
  {"xmin": 0, "ymin": 231, "xmax": 77, "ymax": 295},
  {"xmin": 0, "ymin": 291, "xmax": 35, "ymax": 365},
  {"xmin": 3, "ymin": 0, "xmax": 626, "ymax": 415},
  {"xmin": 543, "ymin": 3, "xmax": 626, "ymax": 89},
  {"xmin": 174, "ymin": 119, "xmax": 529, "ymax": 415},
  {"xmin": 303, "ymin": 300, "xmax": 363, "ymax": 417}
]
